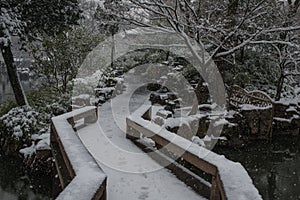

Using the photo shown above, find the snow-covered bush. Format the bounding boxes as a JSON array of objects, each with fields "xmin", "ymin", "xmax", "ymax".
[
  {"xmin": 0, "ymin": 106, "xmax": 47, "ymax": 155},
  {"xmin": 27, "ymin": 89, "xmax": 71, "ymax": 117},
  {"xmin": 280, "ymin": 76, "xmax": 300, "ymax": 100},
  {"xmin": 45, "ymin": 97, "xmax": 71, "ymax": 117},
  {"xmin": 73, "ymin": 70, "xmax": 104, "ymax": 96}
]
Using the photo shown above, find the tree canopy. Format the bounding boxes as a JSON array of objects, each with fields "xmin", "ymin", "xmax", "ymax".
[{"xmin": 0, "ymin": 0, "xmax": 81, "ymax": 106}]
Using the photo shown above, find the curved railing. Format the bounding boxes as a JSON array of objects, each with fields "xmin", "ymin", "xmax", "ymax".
[
  {"xmin": 227, "ymin": 85, "xmax": 273, "ymax": 108},
  {"xmin": 51, "ymin": 106, "xmax": 107, "ymax": 200},
  {"xmin": 227, "ymin": 85, "xmax": 275, "ymax": 138},
  {"xmin": 126, "ymin": 105, "xmax": 262, "ymax": 200}
]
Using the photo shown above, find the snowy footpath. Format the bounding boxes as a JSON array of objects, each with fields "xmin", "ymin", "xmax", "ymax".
[{"xmin": 78, "ymin": 73, "xmax": 205, "ymax": 200}]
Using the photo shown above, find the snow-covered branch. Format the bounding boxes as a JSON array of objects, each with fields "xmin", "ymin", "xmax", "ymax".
[{"xmin": 250, "ymin": 40, "xmax": 300, "ymax": 48}]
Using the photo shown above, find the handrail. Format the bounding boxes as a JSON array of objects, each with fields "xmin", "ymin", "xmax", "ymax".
[
  {"xmin": 227, "ymin": 85, "xmax": 273, "ymax": 107},
  {"xmin": 126, "ymin": 105, "xmax": 262, "ymax": 200},
  {"xmin": 227, "ymin": 85, "xmax": 274, "ymax": 138},
  {"xmin": 51, "ymin": 106, "xmax": 107, "ymax": 200}
]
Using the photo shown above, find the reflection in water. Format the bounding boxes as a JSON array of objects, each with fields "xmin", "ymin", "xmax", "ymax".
[
  {"xmin": 0, "ymin": 64, "xmax": 34, "ymax": 104},
  {"xmin": 0, "ymin": 156, "xmax": 51, "ymax": 200},
  {"xmin": 214, "ymin": 136, "xmax": 300, "ymax": 200}
]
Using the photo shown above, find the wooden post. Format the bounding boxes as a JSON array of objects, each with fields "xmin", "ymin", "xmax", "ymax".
[
  {"xmin": 126, "ymin": 119, "xmax": 140, "ymax": 140},
  {"xmin": 51, "ymin": 107, "xmax": 107, "ymax": 200},
  {"xmin": 50, "ymin": 123, "xmax": 56, "ymax": 143},
  {"xmin": 84, "ymin": 109, "xmax": 98, "ymax": 124},
  {"xmin": 268, "ymin": 102, "xmax": 275, "ymax": 141},
  {"xmin": 142, "ymin": 106, "xmax": 152, "ymax": 121},
  {"xmin": 210, "ymin": 175, "xmax": 221, "ymax": 200}
]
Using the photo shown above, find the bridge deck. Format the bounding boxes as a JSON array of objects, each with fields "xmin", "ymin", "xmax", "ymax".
[
  {"xmin": 77, "ymin": 74, "xmax": 206, "ymax": 200},
  {"xmin": 78, "ymin": 115, "xmax": 205, "ymax": 200}
]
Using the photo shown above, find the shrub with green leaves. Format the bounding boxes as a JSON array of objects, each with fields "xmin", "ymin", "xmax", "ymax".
[
  {"xmin": 27, "ymin": 88, "xmax": 71, "ymax": 117},
  {"xmin": 0, "ymin": 100, "xmax": 17, "ymax": 117},
  {"xmin": 0, "ymin": 106, "xmax": 47, "ymax": 155}
]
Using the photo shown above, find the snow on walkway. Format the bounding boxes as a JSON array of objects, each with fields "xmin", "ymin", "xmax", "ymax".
[{"xmin": 78, "ymin": 72, "xmax": 205, "ymax": 200}]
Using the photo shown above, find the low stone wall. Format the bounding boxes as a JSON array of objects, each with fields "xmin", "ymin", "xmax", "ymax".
[
  {"xmin": 272, "ymin": 101, "xmax": 300, "ymax": 136},
  {"xmin": 149, "ymin": 84, "xmax": 299, "ymax": 145},
  {"xmin": 239, "ymin": 106, "xmax": 273, "ymax": 138}
]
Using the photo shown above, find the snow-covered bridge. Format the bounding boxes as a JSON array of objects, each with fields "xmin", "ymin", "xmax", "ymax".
[{"xmin": 51, "ymin": 74, "xmax": 262, "ymax": 200}]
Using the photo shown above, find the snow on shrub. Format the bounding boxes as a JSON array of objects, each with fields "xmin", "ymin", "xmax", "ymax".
[
  {"xmin": 73, "ymin": 70, "xmax": 104, "ymax": 96},
  {"xmin": 35, "ymin": 94, "xmax": 71, "ymax": 117},
  {"xmin": 45, "ymin": 101, "xmax": 69, "ymax": 116},
  {"xmin": 0, "ymin": 106, "xmax": 47, "ymax": 155},
  {"xmin": 20, "ymin": 132, "xmax": 51, "ymax": 158}
]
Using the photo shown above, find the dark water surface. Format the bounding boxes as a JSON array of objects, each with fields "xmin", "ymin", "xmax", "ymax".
[
  {"xmin": 214, "ymin": 136, "xmax": 300, "ymax": 200},
  {"xmin": 0, "ymin": 156, "xmax": 52, "ymax": 200}
]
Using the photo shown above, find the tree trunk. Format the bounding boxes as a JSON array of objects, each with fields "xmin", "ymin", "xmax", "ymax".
[
  {"xmin": 1, "ymin": 45, "xmax": 28, "ymax": 106},
  {"xmin": 188, "ymin": 80, "xmax": 202, "ymax": 116},
  {"xmin": 275, "ymin": 74, "xmax": 284, "ymax": 101},
  {"xmin": 111, "ymin": 33, "xmax": 115, "ymax": 69}
]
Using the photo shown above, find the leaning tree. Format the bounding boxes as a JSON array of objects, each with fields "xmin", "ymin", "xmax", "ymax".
[{"xmin": 0, "ymin": 0, "xmax": 81, "ymax": 106}]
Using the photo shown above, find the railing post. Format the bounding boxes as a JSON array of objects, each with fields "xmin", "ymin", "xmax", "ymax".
[
  {"xmin": 50, "ymin": 123, "xmax": 67, "ymax": 190},
  {"xmin": 126, "ymin": 119, "xmax": 140, "ymax": 140},
  {"xmin": 50, "ymin": 123, "xmax": 56, "ymax": 143},
  {"xmin": 127, "ymin": 105, "xmax": 261, "ymax": 200},
  {"xmin": 210, "ymin": 175, "xmax": 221, "ymax": 200},
  {"xmin": 51, "ymin": 107, "xmax": 107, "ymax": 200},
  {"xmin": 142, "ymin": 106, "xmax": 152, "ymax": 121},
  {"xmin": 269, "ymin": 102, "xmax": 275, "ymax": 140},
  {"xmin": 84, "ymin": 108, "xmax": 98, "ymax": 123}
]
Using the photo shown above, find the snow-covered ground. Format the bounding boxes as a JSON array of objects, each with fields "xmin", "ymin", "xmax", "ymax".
[{"xmin": 78, "ymin": 73, "xmax": 205, "ymax": 200}]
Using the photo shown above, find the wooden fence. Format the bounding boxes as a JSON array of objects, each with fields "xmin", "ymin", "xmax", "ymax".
[
  {"xmin": 227, "ymin": 85, "xmax": 275, "ymax": 137},
  {"xmin": 227, "ymin": 85, "xmax": 273, "ymax": 108},
  {"xmin": 51, "ymin": 106, "xmax": 107, "ymax": 200},
  {"xmin": 126, "ymin": 106, "xmax": 262, "ymax": 200}
]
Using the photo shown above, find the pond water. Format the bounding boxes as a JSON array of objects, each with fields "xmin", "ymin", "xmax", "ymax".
[
  {"xmin": 214, "ymin": 136, "xmax": 300, "ymax": 200},
  {"xmin": 0, "ymin": 156, "xmax": 52, "ymax": 200}
]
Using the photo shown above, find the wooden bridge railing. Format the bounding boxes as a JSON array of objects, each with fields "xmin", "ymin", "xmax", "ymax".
[
  {"xmin": 227, "ymin": 85, "xmax": 273, "ymax": 108},
  {"xmin": 126, "ymin": 106, "xmax": 262, "ymax": 200},
  {"xmin": 227, "ymin": 85, "xmax": 275, "ymax": 137},
  {"xmin": 51, "ymin": 106, "xmax": 107, "ymax": 200}
]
